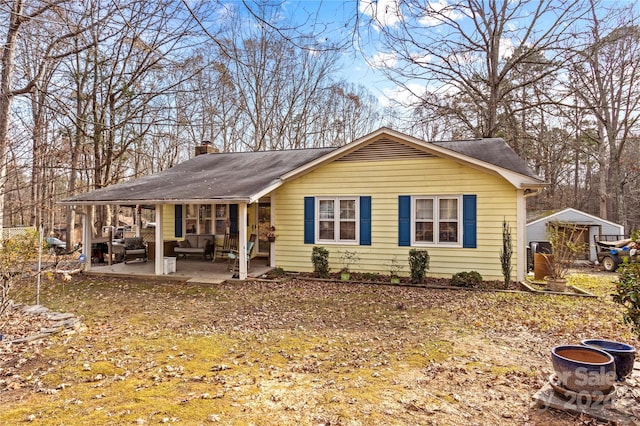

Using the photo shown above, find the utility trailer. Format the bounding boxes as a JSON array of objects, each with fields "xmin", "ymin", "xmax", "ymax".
[{"xmin": 594, "ymin": 235, "xmax": 639, "ymax": 272}]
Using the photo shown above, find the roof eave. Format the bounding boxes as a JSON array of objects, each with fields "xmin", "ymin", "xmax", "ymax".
[
  {"xmin": 249, "ymin": 181, "xmax": 283, "ymax": 204},
  {"xmin": 59, "ymin": 197, "xmax": 253, "ymax": 206},
  {"xmin": 281, "ymin": 128, "xmax": 546, "ymax": 186},
  {"xmin": 494, "ymin": 168, "xmax": 547, "ymax": 189}
]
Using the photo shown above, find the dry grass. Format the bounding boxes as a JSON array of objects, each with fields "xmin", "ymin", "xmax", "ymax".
[{"xmin": 0, "ymin": 273, "xmax": 633, "ymax": 425}]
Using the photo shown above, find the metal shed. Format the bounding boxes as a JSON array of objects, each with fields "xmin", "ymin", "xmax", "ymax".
[{"xmin": 526, "ymin": 208, "xmax": 625, "ymax": 263}]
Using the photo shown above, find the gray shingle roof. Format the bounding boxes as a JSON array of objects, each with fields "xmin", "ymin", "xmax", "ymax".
[
  {"xmin": 64, "ymin": 148, "xmax": 335, "ymax": 204},
  {"xmin": 432, "ymin": 138, "xmax": 539, "ymax": 180},
  {"xmin": 62, "ymin": 129, "xmax": 543, "ymax": 205}
]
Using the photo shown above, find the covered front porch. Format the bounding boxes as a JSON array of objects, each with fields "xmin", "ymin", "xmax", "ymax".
[
  {"xmin": 60, "ymin": 146, "xmax": 335, "ymax": 281},
  {"xmin": 86, "ymin": 257, "xmax": 273, "ymax": 283}
]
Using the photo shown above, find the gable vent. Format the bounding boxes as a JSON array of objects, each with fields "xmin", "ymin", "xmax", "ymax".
[{"xmin": 336, "ymin": 137, "xmax": 434, "ymax": 162}]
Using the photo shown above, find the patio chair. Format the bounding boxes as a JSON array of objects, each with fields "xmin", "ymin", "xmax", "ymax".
[
  {"xmin": 216, "ymin": 233, "xmax": 238, "ymax": 261},
  {"xmin": 228, "ymin": 234, "xmax": 257, "ymax": 273},
  {"xmin": 123, "ymin": 237, "xmax": 147, "ymax": 264}
]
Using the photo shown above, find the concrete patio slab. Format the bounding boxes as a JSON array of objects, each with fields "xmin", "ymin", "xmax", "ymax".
[{"xmin": 86, "ymin": 256, "xmax": 272, "ymax": 282}]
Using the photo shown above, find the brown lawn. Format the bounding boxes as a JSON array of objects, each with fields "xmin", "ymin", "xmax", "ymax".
[{"xmin": 0, "ymin": 273, "xmax": 633, "ymax": 425}]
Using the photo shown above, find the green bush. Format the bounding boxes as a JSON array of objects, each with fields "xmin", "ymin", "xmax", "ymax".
[
  {"xmin": 408, "ymin": 249, "xmax": 429, "ymax": 284},
  {"xmin": 1, "ymin": 229, "xmax": 39, "ymax": 318},
  {"xmin": 500, "ymin": 219, "xmax": 512, "ymax": 289},
  {"xmin": 612, "ymin": 262, "xmax": 640, "ymax": 339},
  {"xmin": 266, "ymin": 267, "xmax": 286, "ymax": 279},
  {"xmin": 451, "ymin": 271, "xmax": 483, "ymax": 288},
  {"xmin": 311, "ymin": 246, "xmax": 330, "ymax": 278}
]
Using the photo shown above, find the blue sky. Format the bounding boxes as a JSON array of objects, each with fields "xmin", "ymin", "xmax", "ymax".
[
  {"xmin": 278, "ymin": 1, "xmax": 397, "ymax": 101},
  {"xmin": 229, "ymin": 0, "xmax": 640, "ymax": 108}
]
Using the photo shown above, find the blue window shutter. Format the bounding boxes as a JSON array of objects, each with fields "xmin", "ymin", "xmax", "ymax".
[
  {"xmin": 360, "ymin": 196, "xmax": 371, "ymax": 246},
  {"xmin": 463, "ymin": 195, "xmax": 477, "ymax": 248},
  {"xmin": 398, "ymin": 196, "xmax": 411, "ymax": 246},
  {"xmin": 304, "ymin": 197, "xmax": 315, "ymax": 244},
  {"xmin": 229, "ymin": 204, "xmax": 238, "ymax": 235},
  {"xmin": 174, "ymin": 205, "xmax": 183, "ymax": 238}
]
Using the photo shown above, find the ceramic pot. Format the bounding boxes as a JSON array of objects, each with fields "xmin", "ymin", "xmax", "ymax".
[
  {"xmin": 545, "ymin": 277, "xmax": 567, "ymax": 292},
  {"xmin": 581, "ymin": 339, "xmax": 637, "ymax": 381},
  {"xmin": 551, "ymin": 345, "xmax": 616, "ymax": 392}
]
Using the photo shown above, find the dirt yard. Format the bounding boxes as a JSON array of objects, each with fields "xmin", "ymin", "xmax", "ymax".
[{"xmin": 0, "ymin": 274, "xmax": 635, "ymax": 425}]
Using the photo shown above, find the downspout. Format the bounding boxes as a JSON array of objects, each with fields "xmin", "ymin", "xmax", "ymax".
[
  {"xmin": 518, "ymin": 188, "xmax": 543, "ymax": 281},
  {"xmin": 524, "ymin": 188, "xmax": 542, "ymax": 198}
]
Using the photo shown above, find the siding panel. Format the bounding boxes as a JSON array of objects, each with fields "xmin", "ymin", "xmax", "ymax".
[
  {"xmin": 274, "ymin": 157, "xmax": 517, "ymax": 280},
  {"xmin": 162, "ymin": 205, "xmax": 176, "ymax": 240}
]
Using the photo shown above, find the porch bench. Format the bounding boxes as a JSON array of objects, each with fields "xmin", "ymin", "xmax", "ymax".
[{"xmin": 174, "ymin": 234, "xmax": 215, "ymax": 260}]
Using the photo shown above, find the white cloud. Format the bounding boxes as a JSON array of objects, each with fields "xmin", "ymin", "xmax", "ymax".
[
  {"xmin": 371, "ymin": 52, "xmax": 398, "ymax": 69},
  {"xmin": 418, "ymin": 0, "xmax": 463, "ymax": 26},
  {"xmin": 408, "ymin": 52, "xmax": 433, "ymax": 65},
  {"xmin": 359, "ymin": 0, "xmax": 402, "ymax": 28},
  {"xmin": 379, "ymin": 83, "xmax": 426, "ymax": 108},
  {"xmin": 500, "ymin": 37, "xmax": 515, "ymax": 60}
]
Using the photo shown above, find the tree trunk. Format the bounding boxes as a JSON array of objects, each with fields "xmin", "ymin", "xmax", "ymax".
[
  {"xmin": 597, "ymin": 133, "xmax": 608, "ymax": 219},
  {"xmin": 0, "ymin": 0, "xmax": 24, "ymax": 234}
]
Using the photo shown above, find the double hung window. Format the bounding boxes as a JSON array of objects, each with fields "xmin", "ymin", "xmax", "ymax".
[
  {"xmin": 317, "ymin": 197, "xmax": 359, "ymax": 243},
  {"xmin": 413, "ymin": 196, "xmax": 461, "ymax": 245}
]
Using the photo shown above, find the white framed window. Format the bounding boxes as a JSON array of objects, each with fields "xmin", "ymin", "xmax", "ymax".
[
  {"xmin": 412, "ymin": 195, "xmax": 461, "ymax": 246},
  {"xmin": 184, "ymin": 203, "xmax": 217, "ymax": 234},
  {"xmin": 185, "ymin": 204, "xmax": 198, "ymax": 234},
  {"xmin": 316, "ymin": 197, "xmax": 359, "ymax": 243},
  {"xmin": 215, "ymin": 204, "xmax": 228, "ymax": 235}
]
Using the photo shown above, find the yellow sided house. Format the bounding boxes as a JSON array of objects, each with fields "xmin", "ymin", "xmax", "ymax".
[{"xmin": 61, "ymin": 128, "xmax": 545, "ymax": 281}]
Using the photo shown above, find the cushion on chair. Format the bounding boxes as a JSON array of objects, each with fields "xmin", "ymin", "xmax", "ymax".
[
  {"xmin": 196, "ymin": 236, "xmax": 212, "ymax": 249},
  {"xmin": 124, "ymin": 237, "xmax": 145, "ymax": 250},
  {"xmin": 185, "ymin": 235, "xmax": 199, "ymax": 248},
  {"xmin": 177, "ymin": 239, "xmax": 191, "ymax": 248}
]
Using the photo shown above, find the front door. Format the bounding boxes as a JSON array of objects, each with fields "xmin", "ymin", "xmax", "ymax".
[{"xmin": 258, "ymin": 202, "xmax": 271, "ymax": 255}]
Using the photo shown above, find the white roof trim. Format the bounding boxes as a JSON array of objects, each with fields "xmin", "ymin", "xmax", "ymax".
[
  {"xmin": 527, "ymin": 207, "xmax": 625, "ymax": 230},
  {"xmin": 60, "ymin": 197, "xmax": 253, "ymax": 206},
  {"xmin": 249, "ymin": 181, "xmax": 283, "ymax": 204}
]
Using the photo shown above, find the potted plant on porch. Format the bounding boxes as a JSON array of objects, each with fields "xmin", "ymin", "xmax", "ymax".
[
  {"xmin": 267, "ymin": 226, "xmax": 276, "ymax": 242},
  {"xmin": 542, "ymin": 222, "xmax": 586, "ymax": 292},
  {"xmin": 339, "ymin": 250, "xmax": 359, "ymax": 281}
]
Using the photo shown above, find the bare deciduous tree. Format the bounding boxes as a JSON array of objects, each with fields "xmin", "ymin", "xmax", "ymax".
[
  {"xmin": 357, "ymin": 0, "xmax": 585, "ymax": 138},
  {"xmin": 566, "ymin": 2, "xmax": 640, "ymax": 228},
  {"xmin": 0, "ymin": 0, "xmax": 99, "ymax": 237}
]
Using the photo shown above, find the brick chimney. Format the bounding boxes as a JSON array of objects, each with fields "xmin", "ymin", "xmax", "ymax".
[{"xmin": 195, "ymin": 140, "xmax": 219, "ymax": 156}]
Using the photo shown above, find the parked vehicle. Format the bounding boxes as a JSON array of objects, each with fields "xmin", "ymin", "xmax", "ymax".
[
  {"xmin": 45, "ymin": 237, "xmax": 67, "ymax": 255},
  {"xmin": 594, "ymin": 235, "xmax": 639, "ymax": 272}
]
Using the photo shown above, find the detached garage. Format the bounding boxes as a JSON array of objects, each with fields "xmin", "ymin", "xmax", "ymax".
[{"xmin": 526, "ymin": 208, "xmax": 625, "ymax": 263}]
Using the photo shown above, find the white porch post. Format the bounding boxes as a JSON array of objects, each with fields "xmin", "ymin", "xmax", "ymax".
[
  {"xmin": 82, "ymin": 207, "xmax": 92, "ymax": 272},
  {"xmin": 270, "ymin": 196, "xmax": 276, "ymax": 268},
  {"xmin": 239, "ymin": 203, "xmax": 248, "ymax": 279},
  {"xmin": 135, "ymin": 205, "xmax": 141, "ymax": 237},
  {"xmin": 154, "ymin": 204, "xmax": 164, "ymax": 275},
  {"xmin": 516, "ymin": 189, "xmax": 526, "ymax": 282}
]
